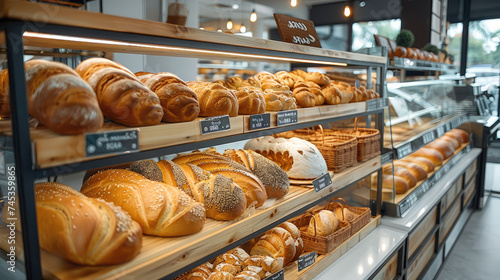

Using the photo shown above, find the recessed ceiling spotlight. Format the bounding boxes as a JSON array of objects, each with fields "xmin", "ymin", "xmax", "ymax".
[
  {"xmin": 232, "ymin": 4, "xmax": 239, "ymax": 9},
  {"xmin": 360, "ymin": 1, "xmax": 366, "ymax": 7}
]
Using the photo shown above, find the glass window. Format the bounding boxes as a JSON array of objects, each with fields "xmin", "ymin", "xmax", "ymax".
[
  {"xmin": 352, "ymin": 19, "xmax": 401, "ymax": 51},
  {"xmin": 317, "ymin": 24, "xmax": 349, "ymax": 51}
]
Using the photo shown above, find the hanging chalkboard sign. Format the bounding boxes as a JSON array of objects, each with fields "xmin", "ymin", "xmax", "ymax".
[{"xmin": 274, "ymin": 13, "xmax": 321, "ymax": 48}]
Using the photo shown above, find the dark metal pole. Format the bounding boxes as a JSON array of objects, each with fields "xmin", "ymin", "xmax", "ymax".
[
  {"xmin": 5, "ymin": 23, "xmax": 42, "ymax": 279},
  {"xmin": 459, "ymin": 0, "xmax": 471, "ymax": 76}
]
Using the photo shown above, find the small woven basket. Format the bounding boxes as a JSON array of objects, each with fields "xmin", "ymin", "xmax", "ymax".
[{"xmin": 324, "ymin": 197, "xmax": 371, "ymax": 235}]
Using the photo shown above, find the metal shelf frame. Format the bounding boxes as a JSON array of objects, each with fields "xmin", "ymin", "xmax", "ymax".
[{"xmin": 0, "ymin": 17, "xmax": 388, "ymax": 280}]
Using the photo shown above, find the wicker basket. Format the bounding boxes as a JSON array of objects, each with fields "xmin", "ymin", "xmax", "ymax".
[
  {"xmin": 325, "ymin": 198, "xmax": 371, "ymax": 235},
  {"xmin": 336, "ymin": 128, "xmax": 381, "ymax": 161},
  {"xmin": 289, "ymin": 212, "xmax": 351, "ymax": 254}
]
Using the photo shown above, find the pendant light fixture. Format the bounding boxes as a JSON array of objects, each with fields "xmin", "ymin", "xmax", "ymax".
[
  {"xmin": 250, "ymin": 9, "xmax": 257, "ymax": 22},
  {"xmin": 240, "ymin": 24, "xmax": 246, "ymax": 33},
  {"xmin": 291, "ymin": 0, "xmax": 298, "ymax": 7},
  {"xmin": 344, "ymin": 5, "xmax": 351, "ymax": 17},
  {"xmin": 226, "ymin": 18, "xmax": 233, "ymax": 30}
]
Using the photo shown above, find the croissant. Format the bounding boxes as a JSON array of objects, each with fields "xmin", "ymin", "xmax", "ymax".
[
  {"xmin": 76, "ymin": 58, "xmax": 163, "ymax": 126},
  {"xmin": 27, "ymin": 182, "xmax": 142, "ymax": 265},
  {"xmin": 188, "ymin": 82, "xmax": 239, "ymax": 117},
  {"xmin": 24, "ymin": 60, "xmax": 104, "ymax": 134},
  {"xmin": 144, "ymin": 72, "xmax": 200, "ymax": 122},
  {"xmin": 81, "ymin": 169, "xmax": 206, "ymax": 236}
]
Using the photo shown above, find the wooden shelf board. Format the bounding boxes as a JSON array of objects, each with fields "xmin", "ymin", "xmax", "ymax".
[
  {"xmin": 0, "ymin": 103, "xmax": 373, "ymax": 169},
  {"xmin": 284, "ymin": 216, "xmax": 381, "ymax": 280},
  {"xmin": 37, "ymin": 157, "xmax": 380, "ymax": 279},
  {"xmin": 0, "ymin": 1, "xmax": 385, "ymax": 65}
]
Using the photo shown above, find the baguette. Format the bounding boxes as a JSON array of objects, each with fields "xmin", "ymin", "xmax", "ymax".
[
  {"xmin": 76, "ymin": 58, "xmax": 163, "ymax": 126},
  {"xmin": 412, "ymin": 147, "xmax": 444, "ymax": 166},
  {"xmin": 144, "ymin": 72, "xmax": 200, "ymax": 122},
  {"xmin": 24, "ymin": 60, "xmax": 104, "ymax": 134},
  {"xmin": 81, "ymin": 169, "xmax": 206, "ymax": 236},
  {"xmin": 401, "ymin": 156, "xmax": 435, "ymax": 173},
  {"xmin": 425, "ymin": 139, "xmax": 455, "ymax": 159},
  {"xmin": 28, "ymin": 182, "xmax": 142, "ymax": 265},
  {"xmin": 393, "ymin": 160, "xmax": 428, "ymax": 181}
]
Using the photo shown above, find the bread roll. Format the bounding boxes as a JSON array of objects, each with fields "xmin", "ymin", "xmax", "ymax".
[
  {"xmin": 250, "ymin": 227, "xmax": 296, "ymax": 265},
  {"xmin": 76, "ymin": 58, "xmax": 163, "ymax": 126},
  {"xmin": 449, "ymin": 128, "xmax": 469, "ymax": 143},
  {"xmin": 444, "ymin": 131, "xmax": 464, "ymax": 145},
  {"xmin": 31, "ymin": 182, "xmax": 142, "ymax": 265},
  {"xmin": 412, "ymin": 147, "xmax": 444, "ymax": 166},
  {"xmin": 222, "ymin": 149, "xmax": 290, "ymax": 199},
  {"xmin": 81, "ymin": 169, "xmax": 206, "ymax": 236},
  {"xmin": 278, "ymin": 222, "xmax": 303, "ymax": 261},
  {"xmin": 243, "ymin": 255, "xmax": 281, "ymax": 276},
  {"xmin": 234, "ymin": 87, "xmax": 266, "ymax": 115},
  {"xmin": 215, "ymin": 263, "xmax": 240, "ymax": 276},
  {"xmin": 292, "ymin": 81, "xmax": 316, "ymax": 107},
  {"xmin": 227, "ymin": 247, "xmax": 250, "ymax": 262},
  {"xmin": 394, "ymin": 46, "xmax": 407, "ymax": 58},
  {"xmin": 144, "ymin": 72, "xmax": 200, "ymax": 122},
  {"xmin": 254, "ymin": 71, "xmax": 279, "ymax": 83},
  {"xmin": 207, "ymin": 271, "xmax": 235, "ymax": 280},
  {"xmin": 402, "ymin": 156, "xmax": 435, "ymax": 173},
  {"xmin": 440, "ymin": 135, "xmax": 460, "ymax": 149},
  {"xmin": 24, "ymin": 60, "xmax": 104, "ymax": 134},
  {"xmin": 274, "ymin": 71, "xmax": 296, "ymax": 88},
  {"xmin": 134, "ymin": 71, "xmax": 154, "ymax": 83},
  {"xmin": 376, "ymin": 173, "xmax": 409, "ymax": 194},
  {"xmin": 306, "ymin": 210, "xmax": 338, "ymax": 236},
  {"xmin": 321, "ymin": 83, "xmax": 342, "ymax": 105},
  {"xmin": 425, "ymin": 139, "xmax": 455, "ymax": 159},
  {"xmin": 0, "ymin": 69, "xmax": 11, "ymax": 118},
  {"xmin": 383, "ymin": 164, "xmax": 417, "ymax": 188},
  {"xmin": 393, "ymin": 160, "xmax": 428, "ymax": 181},
  {"xmin": 188, "ymin": 82, "xmax": 239, "ymax": 117},
  {"xmin": 305, "ymin": 72, "xmax": 331, "ymax": 86},
  {"xmin": 244, "ymin": 136, "xmax": 328, "ymax": 180},
  {"xmin": 225, "ymin": 76, "xmax": 244, "ymax": 90},
  {"xmin": 188, "ymin": 263, "xmax": 214, "ymax": 279},
  {"xmin": 235, "ymin": 271, "xmax": 261, "ymax": 280}
]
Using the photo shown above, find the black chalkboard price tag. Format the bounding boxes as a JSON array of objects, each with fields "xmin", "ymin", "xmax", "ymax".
[
  {"xmin": 264, "ymin": 269, "xmax": 284, "ymax": 280},
  {"xmin": 200, "ymin": 115, "xmax": 231, "ymax": 135},
  {"xmin": 274, "ymin": 13, "xmax": 321, "ymax": 48},
  {"xmin": 312, "ymin": 173, "xmax": 333, "ymax": 192},
  {"xmin": 277, "ymin": 110, "xmax": 298, "ymax": 126},
  {"xmin": 85, "ymin": 129, "xmax": 139, "ymax": 157},
  {"xmin": 298, "ymin": 252, "xmax": 316, "ymax": 271},
  {"xmin": 249, "ymin": 113, "xmax": 271, "ymax": 130}
]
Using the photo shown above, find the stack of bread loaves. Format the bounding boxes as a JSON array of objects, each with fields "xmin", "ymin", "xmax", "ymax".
[
  {"xmin": 184, "ymin": 247, "xmax": 282, "ymax": 280},
  {"xmin": 377, "ymin": 128, "xmax": 469, "ymax": 195}
]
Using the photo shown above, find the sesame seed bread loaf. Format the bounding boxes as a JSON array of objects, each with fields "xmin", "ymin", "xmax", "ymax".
[
  {"xmin": 222, "ymin": 149, "xmax": 290, "ymax": 199},
  {"xmin": 81, "ymin": 169, "xmax": 206, "ymax": 236},
  {"xmin": 27, "ymin": 182, "xmax": 142, "ymax": 265}
]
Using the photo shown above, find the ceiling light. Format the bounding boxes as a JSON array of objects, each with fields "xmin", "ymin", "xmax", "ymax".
[
  {"xmin": 360, "ymin": 1, "xmax": 366, "ymax": 7},
  {"xmin": 232, "ymin": 4, "xmax": 239, "ymax": 9},
  {"xmin": 344, "ymin": 5, "xmax": 351, "ymax": 17},
  {"xmin": 227, "ymin": 19, "xmax": 233, "ymax": 30},
  {"xmin": 250, "ymin": 9, "xmax": 257, "ymax": 22},
  {"xmin": 240, "ymin": 25, "xmax": 246, "ymax": 33},
  {"xmin": 291, "ymin": 0, "xmax": 297, "ymax": 7}
]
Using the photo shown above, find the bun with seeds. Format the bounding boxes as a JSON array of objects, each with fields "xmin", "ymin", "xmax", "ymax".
[
  {"xmin": 80, "ymin": 169, "xmax": 206, "ymax": 236},
  {"xmin": 13, "ymin": 182, "xmax": 143, "ymax": 265}
]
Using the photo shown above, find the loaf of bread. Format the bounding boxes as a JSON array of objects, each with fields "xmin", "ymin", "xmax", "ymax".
[
  {"xmin": 23, "ymin": 59, "xmax": 104, "ymax": 134},
  {"xmin": 81, "ymin": 169, "xmax": 206, "ymax": 236},
  {"xmin": 187, "ymin": 263, "xmax": 214, "ymax": 279},
  {"xmin": 412, "ymin": 147, "xmax": 444, "ymax": 166},
  {"xmin": 0, "ymin": 69, "xmax": 10, "ymax": 118},
  {"xmin": 448, "ymin": 128, "xmax": 469, "ymax": 143},
  {"xmin": 440, "ymin": 135, "xmax": 460, "ymax": 149},
  {"xmin": 245, "ymin": 136, "xmax": 328, "ymax": 180},
  {"xmin": 384, "ymin": 165, "xmax": 417, "ymax": 188},
  {"xmin": 321, "ymin": 83, "xmax": 342, "ymax": 105},
  {"xmin": 274, "ymin": 71, "xmax": 296, "ymax": 88},
  {"xmin": 328, "ymin": 81, "xmax": 354, "ymax": 103},
  {"xmin": 31, "ymin": 182, "xmax": 142, "ymax": 265},
  {"xmin": 227, "ymin": 247, "xmax": 250, "ymax": 262},
  {"xmin": 235, "ymin": 271, "xmax": 260, "ymax": 280},
  {"xmin": 243, "ymin": 255, "xmax": 281, "ymax": 277},
  {"xmin": 250, "ymin": 227, "xmax": 296, "ymax": 266},
  {"xmin": 306, "ymin": 210, "xmax": 339, "ymax": 236},
  {"xmin": 277, "ymin": 222, "xmax": 303, "ymax": 261},
  {"xmin": 425, "ymin": 139, "xmax": 455, "ymax": 159},
  {"xmin": 374, "ymin": 173, "xmax": 409, "ymax": 194},
  {"xmin": 134, "ymin": 71, "xmax": 154, "ymax": 83},
  {"xmin": 305, "ymin": 72, "xmax": 331, "ymax": 86},
  {"xmin": 234, "ymin": 87, "xmax": 266, "ymax": 115},
  {"xmin": 291, "ymin": 81, "xmax": 316, "ymax": 108},
  {"xmin": 223, "ymin": 149, "xmax": 290, "ymax": 199},
  {"xmin": 76, "ymin": 58, "xmax": 163, "ymax": 126},
  {"xmin": 207, "ymin": 271, "xmax": 235, "ymax": 280},
  {"xmin": 225, "ymin": 76, "xmax": 244, "ymax": 90},
  {"xmin": 263, "ymin": 89, "xmax": 297, "ymax": 111},
  {"xmin": 443, "ymin": 131, "xmax": 463, "ymax": 145},
  {"xmin": 188, "ymin": 82, "xmax": 239, "ymax": 117},
  {"xmin": 144, "ymin": 72, "xmax": 200, "ymax": 122},
  {"xmin": 393, "ymin": 160, "xmax": 428, "ymax": 181},
  {"xmin": 402, "ymin": 156, "xmax": 435, "ymax": 172}
]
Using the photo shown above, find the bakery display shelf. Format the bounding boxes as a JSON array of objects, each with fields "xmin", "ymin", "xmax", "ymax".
[
  {"xmin": 283, "ymin": 216, "xmax": 380, "ymax": 280},
  {"xmin": 387, "ymin": 114, "xmax": 468, "ymax": 159},
  {"xmin": 0, "ymin": 101, "xmax": 381, "ymax": 175},
  {"xmin": 388, "ymin": 57, "xmax": 458, "ymax": 72},
  {"xmin": 5, "ymin": 157, "xmax": 379, "ymax": 280},
  {"xmin": 0, "ymin": 1, "xmax": 385, "ymax": 67},
  {"xmin": 384, "ymin": 143, "xmax": 473, "ymax": 217}
]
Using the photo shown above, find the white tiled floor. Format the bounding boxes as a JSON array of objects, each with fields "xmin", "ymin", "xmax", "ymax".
[{"xmin": 437, "ymin": 196, "xmax": 500, "ymax": 280}]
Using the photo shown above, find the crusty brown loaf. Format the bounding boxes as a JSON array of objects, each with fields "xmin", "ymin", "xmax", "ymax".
[
  {"xmin": 225, "ymin": 76, "xmax": 244, "ymax": 90},
  {"xmin": 24, "ymin": 60, "xmax": 104, "ymax": 134},
  {"xmin": 401, "ymin": 156, "xmax": 435, "ymax": 173},
  {"xmin": 425, "ymin": 139, "xmax": 455, "ymax": 159},
  {"xmin": 223, "ymin": 149, "xmax": 290, "ymax": 199},
  {"xmin": 243, "ymin": 255, "xmax": 281, "ymax": 276},
  {"xmin": 440, "ymin": 135, "xmax": 460, "ymax": 149},
  {"xmin": 292, "ymin": 81, "xmax": 316, "ymax": 107},
  {"xmin": 234, "ymin": 87, "xmax": 266, "ymax": 115},
  {"xmin": 445, "ymin": 129, "xmax": 469, "ymax": 145},
  {"xmin": 32, "ymin": 182, "xmax": 142, "ymax": 265},
  {"xmin": 144, "ymin": 72, "xmax": 200, "ymax": 122},
  {"xmin": 188, "ymin": 262, "xmax": 214, "ymax": 280},
  {"xmin": 305, "ymin": 72, "xmax": 331, "ymax": 86},
  {"xmin": 188, "ymin": 82, "xmax": 239, "ymax": 117},
  {"xmin": 277, "ymin": 222, "xmax": 303, "ymax": 261},
  {"xmin": 81, "ymin": 169, "xmax": 206, "ymax": 236},
  {"xmin": 250, "ymin": 227, "xmax": 296, "ymax": 266},
  {"xmin": 274, "ymin": 71, "xmax": 295, "ymax": 88},
  {"xmin": 384, "ymin": 165, "xmax": 417, "ymax": 188},
  {"xmin": 235, "ymin": 271, "xmax": 261, "ymax": 280},
  {"xmin": 306, "ymin": 210, "xmax": 338, "ymax": 237},
  {"xmin": 393, "ymin": 160, "xmax": 428, "ymax": 181},
  {"xmin": 375, "ymin": 173, "xmax": 409, "ymax": 194},
  {"xmin": 76, "ymin": 58, "xmax": 163, "ymax": 126},
  {"xmin": 0, "ymin": 69, "xmax": 11, "ymax": 118},
  {"xmin": 321, "ymin": 83, "xmax": 342, "ymax": 105},
  {"xmin": 412, "ymin": 147, "xmax": 444, "ymax": 166},
  {"xmin": 207, "ymin": 271, "xmax": 235, "ymax": 280}
]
